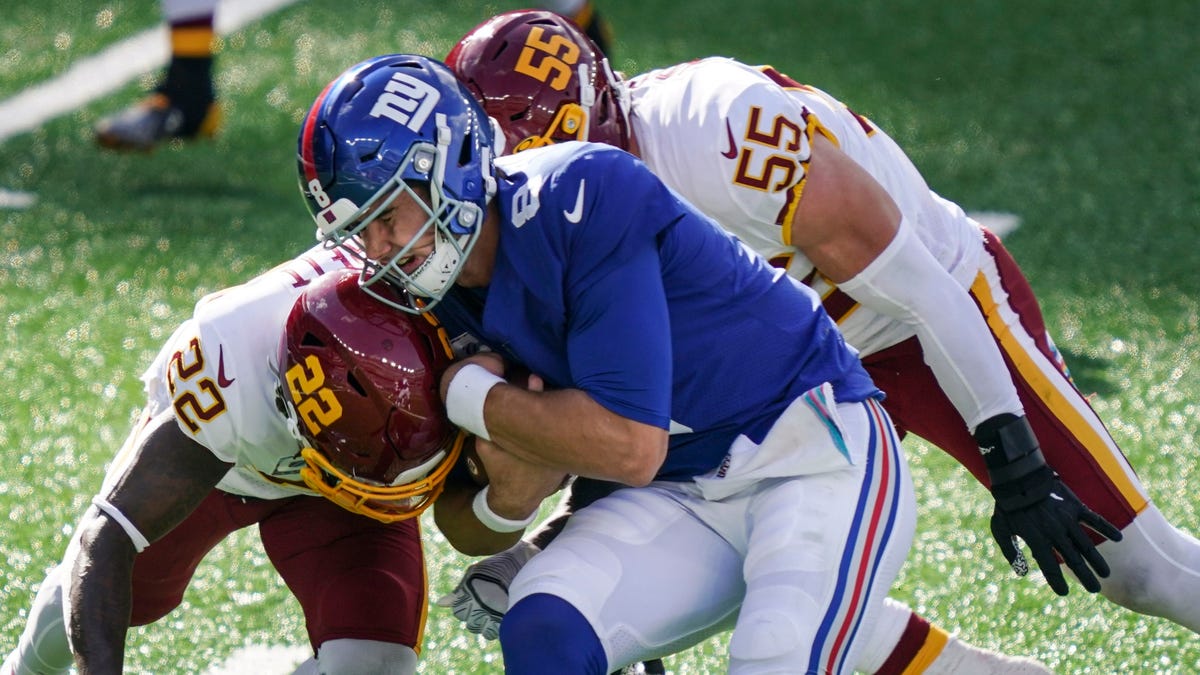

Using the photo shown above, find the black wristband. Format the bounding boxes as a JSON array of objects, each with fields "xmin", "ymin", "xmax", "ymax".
[
  {"xmin": 975, "ymin": 413, "xmax": 1039, "ymax": 469},
  {"xmin": 987, "ymin": 447, "xmax": 1048, "ymax": 484}
]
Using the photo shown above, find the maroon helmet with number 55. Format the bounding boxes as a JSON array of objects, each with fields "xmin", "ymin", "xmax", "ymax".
[
  {"xmin": 278, "ymin": 269, "xmax": 464, "ymax": 523},
  {"xmin": 447, "ymin": 9, "xmax": 630, "ymax": 154}
]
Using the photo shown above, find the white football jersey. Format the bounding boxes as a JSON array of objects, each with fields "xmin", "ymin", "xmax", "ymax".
[
  {"xmin": 139, "ymin": 244, "xmax": 358, "ymax": 500},
  {"xmin": 626, "ymin": 58, "xmax": 983, "ymax": 357}
]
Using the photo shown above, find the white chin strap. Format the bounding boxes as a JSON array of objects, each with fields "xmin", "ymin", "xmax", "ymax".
[{"xmin": 405, "ymin": 227, "xmax": 466, "ymax": 299}]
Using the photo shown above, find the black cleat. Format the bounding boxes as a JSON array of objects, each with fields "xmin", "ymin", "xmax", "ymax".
[{"xmin": 94, "ymin": 93, "xmax": 221, "ymax": 152}]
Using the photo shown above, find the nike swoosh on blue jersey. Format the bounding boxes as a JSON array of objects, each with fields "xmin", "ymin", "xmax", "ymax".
[{"xmin": 563, "ymin": 180, "xmax": 586, "ymax": 223}]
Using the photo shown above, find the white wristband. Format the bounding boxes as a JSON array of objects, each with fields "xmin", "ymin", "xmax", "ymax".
[
  {"xmin": 472, "ymin": 486, "xmax": 537, "ymax": 533},
  {"xmin": 91, "ymin": 497, "xmax": 151, "ymax": 552},
  {"xmin": 445, "ymin": 364, "xmax": 506, "ymax": 441}
]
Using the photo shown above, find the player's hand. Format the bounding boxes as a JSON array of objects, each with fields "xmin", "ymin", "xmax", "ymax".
[
  {"xmin": 435, "ymin": 539, "xmax": 541, "ymax": 640},
  {"xmin": 977, "ymin": 414, "xmax": 1123, "ymax": 596},
  {"xmin": 440, "ymin": 351, "xmax": 507, "ymax": 403},
  {"xmin": 475, "ymin": 436, "xmax": 568, "ymax": 519},
  {"xmin": 468, "ymin": 370, "xmax": 567, "ymax": 516}
]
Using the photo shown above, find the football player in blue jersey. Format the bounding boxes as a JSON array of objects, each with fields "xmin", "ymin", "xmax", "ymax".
[{"xmin": 298, "ymin": 53, "xmax": 916, "ymax": 674}]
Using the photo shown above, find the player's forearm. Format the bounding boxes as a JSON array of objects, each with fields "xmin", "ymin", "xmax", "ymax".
[
  {"xmin": 434, "ymin": 476, "xmax": 525, "ymax": 556},
  {"xmin": 485, "ymin": 386, "xmax": 667, "ymax": 486},
  {"xmin": 797, "ymin": 136, "xmax": 1023, "ymax": 430},
  {"xmin": 67, "ymin": 516, "xmax": 137, "ymax": 674},
  {"xmin": 837, "ymin": 224, "xmax": 1023, "ymax": 430}
]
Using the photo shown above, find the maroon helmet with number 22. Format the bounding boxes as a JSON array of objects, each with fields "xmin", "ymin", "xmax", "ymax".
[
  {"xmin": 447, "ymin": 9, "xmax": 630, "ymax": 154},
  {"xmin": 279, "ymin": 268, "xmax": 464, "ymax": 523}
]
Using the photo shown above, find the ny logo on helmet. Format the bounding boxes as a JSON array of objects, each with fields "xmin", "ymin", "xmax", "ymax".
[{"xmin": 369, "ymin": 72, "xmax": 442, "ymax": 131}]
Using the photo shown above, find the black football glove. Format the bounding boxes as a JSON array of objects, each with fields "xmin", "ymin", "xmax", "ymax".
[{"xmin": 977, "ymin": 414, "xmax": 1123, "ymax": 596}]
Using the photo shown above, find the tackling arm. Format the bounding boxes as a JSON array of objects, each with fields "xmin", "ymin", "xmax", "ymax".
[
  {"xmin": 791, "ymin": 134, "xmax": 1121, "ymax": 594},
  {"xmin": 433, "ymin": 442, "xmax": 533, "ymax": 557},
  {"xmin": 67, "ymin": 408, "xmax": 232, "ymax": 673},
  {"xmin": 793, "ymin": 134, "xmax": 1022, "ymax": 428}
]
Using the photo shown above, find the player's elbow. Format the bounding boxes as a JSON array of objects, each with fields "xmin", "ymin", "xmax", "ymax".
[{"xmin": 613, "ymin": 426, "xmax": 668, "ymax": 487}]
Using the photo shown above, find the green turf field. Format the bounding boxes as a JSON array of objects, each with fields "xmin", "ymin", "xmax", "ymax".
[{"xmin": 2, "ymin": 0, "xmax": 1198, "ymax": 672}]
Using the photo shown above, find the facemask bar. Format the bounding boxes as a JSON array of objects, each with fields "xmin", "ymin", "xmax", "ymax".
[
  {"xmin": 511, "ymin": 62, "xmax": 598, "ymax": 154},
  {"xmin": 316, "ymin": 117, "xmax": 487, "ymax": 314},
  {"xmin": 298, "ymin": 430, "xmax": 466, "ymax": 523}
]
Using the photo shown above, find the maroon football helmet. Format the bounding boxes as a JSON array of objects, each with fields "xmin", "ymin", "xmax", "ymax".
[
  {"xmin": 447, "ymin": 9, "xmax": 629, "ymax": 154},
  {"xmin": 279, "ymin": 268, "xmax": 463, "ymax": 522}
]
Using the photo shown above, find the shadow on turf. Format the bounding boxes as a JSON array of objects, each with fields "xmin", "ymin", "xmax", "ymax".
[{"xmin": 1058, "ymin": 346, "xmax": 1116, "ymax": 398}]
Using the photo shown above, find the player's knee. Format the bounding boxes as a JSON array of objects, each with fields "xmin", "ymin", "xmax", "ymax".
[
  {"xmin": 728, "ymin": 606, "xmax": 808, "ymax": 667},
  {"xmin": 1097, "ymin": 506, "xmax": 1200, "ymax": 617},
  {"xmin": 315, "ymin": 638, "xmax": 417, "ymax": 675},
  {"xmin": 500, "ymin": 594, "xmax": 606, "ymax": 674}
]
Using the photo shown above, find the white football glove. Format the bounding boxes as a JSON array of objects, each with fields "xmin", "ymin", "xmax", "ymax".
[{"xmin": 435, "ymin": 539, "xmax": 541, "ymax": 640}]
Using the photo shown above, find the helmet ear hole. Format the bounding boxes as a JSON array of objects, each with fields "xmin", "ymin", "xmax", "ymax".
[
  {"xmin": 346, "ymin": 371, "xmax": 368, "ymax": 397},
  {"xmin": 459, "ymin": 134, "xmax": 474, "ymax": 166},
  {"xmin": 281, "ymin": 268, "xmax": 461, "ymax": 523}
]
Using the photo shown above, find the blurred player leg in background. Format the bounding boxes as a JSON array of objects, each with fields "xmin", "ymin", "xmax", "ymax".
[
  {"xmin": 91, "ymin": 0, "xmax": 605, "ymax": 153},
  {"xmin": 94, "ymin": 0, "xmax": 221, "ymax": 151},
  {"xmin": 538, "ymin": 0, "xmax": 614, "ymax": 54},
  {"xmin": 1, "ymin": 565, "xmax": 73, "ymax": 675}
]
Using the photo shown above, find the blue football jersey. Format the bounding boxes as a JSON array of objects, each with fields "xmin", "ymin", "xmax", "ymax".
[{"xmin": 438, "ymin": 142, "xmax": 879, "ymax": 480}]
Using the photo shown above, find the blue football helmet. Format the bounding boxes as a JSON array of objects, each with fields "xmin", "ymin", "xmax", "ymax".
[{"xmin": 297, "ymin": 54, "xmax": 497, "ymax": 314}]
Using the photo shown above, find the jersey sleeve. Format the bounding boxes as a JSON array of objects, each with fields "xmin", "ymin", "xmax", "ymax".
[
  {"xmin": 142, "ymin": 278, "xmax": 296, "ymax": 465},
  {"xmin": 557, "ymin": 148, "xmax": 677, "ymax": 430},
  {"xmin": 516, "ymin": 145, "xmax": 681, "ymax": 427},
  {"xmin": 492, "ymin": 144, "xmax": 691, "ymax": 430},
  {"xmin": 629, "ymin": 59, "xmax": 816, "ymax": 251},
  {"xmin": 144, "ymin": 317, "xmax": 243, "ymax": 463}
]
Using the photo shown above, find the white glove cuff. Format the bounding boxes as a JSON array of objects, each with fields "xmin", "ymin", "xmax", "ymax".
[
  {"xmin": 472, "ymin": 486, "xmax": 537, "ymax": 533},
  {"xmin": 446, "ymin": 364, "xmax": 505, "ymax": 441}
]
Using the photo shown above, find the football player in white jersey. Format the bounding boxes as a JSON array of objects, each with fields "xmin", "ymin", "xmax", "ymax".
[
  {"xmin": 0, "ymin": 258, "xmax": 514, "ymax": 675},
  {"xmin": 442, "ymin": 7, "xmax": 1200, "ymax": 671}
]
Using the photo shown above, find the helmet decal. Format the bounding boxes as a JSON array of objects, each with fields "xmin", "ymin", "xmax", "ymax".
[
  {"xmin": 447, "ymin": 10, "xmax": 630, "ymax": 155},
  {"xmin": 278, "ymin": 269, "xmax": 463, "ymax": 522},
  {"xmin": 368, "ymin": 71, "xmax": 441, "ymax": 130}
]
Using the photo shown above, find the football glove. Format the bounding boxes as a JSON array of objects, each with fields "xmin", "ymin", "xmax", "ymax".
[
  {"xmin": 977, "ymin": 414, "xmax": 1123, "ymax": 596},
  {"xmin": 435, "ymin": 539, "xmax": 540, "ymax": 640}
]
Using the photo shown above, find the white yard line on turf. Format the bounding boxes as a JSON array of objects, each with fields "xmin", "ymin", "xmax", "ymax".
[
  {"xmin": 0, "ymin": 0, "xmax": 304, "ymax": 144},
  {"xmin": 0, "ymin": 188, "xmax": 37, "ymax": 209}
]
